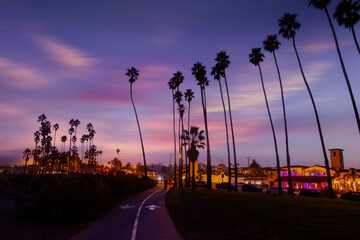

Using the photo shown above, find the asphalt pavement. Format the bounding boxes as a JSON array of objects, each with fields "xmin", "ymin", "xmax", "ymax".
[{"xmin": 70, "ymin": 187, "xmax": 182, "ymax": 240}]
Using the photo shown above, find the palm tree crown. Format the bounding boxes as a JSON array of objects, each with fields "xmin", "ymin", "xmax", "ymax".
[
  {"xmin": 263, "ymin": 35, "xmax": 281, "ymax": 53},
  {"xmin": 126, "ymin": 67, "xmax": 139, "ymax": 84},
  {"xmin": 278, "ymin": 13, "xmax": 301, "ymax": 40},
  {"xmin": 184, "ymin": 89, "xmax": 194, "ymax": 102},
  {"xmin": 334, "ymin": 0, "xmax": 360, "ymax": 29},
  {"xmin": 174, "ymin": 90, "xmax": 183, "ymax": 105},
  {"xmin": 214, "ymin": 51, "xmax": 230, "ymax": 73},
  {"xmin": 191, "ymin": 62, "xmax": 209, "ymax": 88},
  {"xmin": 171, "ymin": 71, "xmax": 184, "ymax": 89},
  {"xmin": 308, "ymin": 0, "xmax": 331, "ymax": 9},
  {"xmin": 249, "ymin": 48, "xmax": 265, "ymax": 66},
  {"xmin": 211, "ymin": 64, "xmax": 223, "ymax": 81}
]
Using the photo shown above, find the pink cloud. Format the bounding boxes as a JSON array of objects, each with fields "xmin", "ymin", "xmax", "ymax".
[
  {"xmin": 0, "ymin": 58, "xmax": 50, "ymax": 89},
  {"xmin": 32, "ymin": 35, "xmax": 96, "ymax": 68}
]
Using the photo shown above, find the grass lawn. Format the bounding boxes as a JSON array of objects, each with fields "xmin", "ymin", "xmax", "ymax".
[{"xmin": 165, "ymin": 188, "xmax": 360, "ymax": 240}]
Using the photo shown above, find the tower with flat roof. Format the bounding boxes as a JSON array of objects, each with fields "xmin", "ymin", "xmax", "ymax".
[{"xmin": 328, "ymin": 148, "xmax": 344, "ymax": 169}]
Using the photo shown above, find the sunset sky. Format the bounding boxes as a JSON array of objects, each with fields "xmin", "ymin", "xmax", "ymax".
[{"xmin": 1, "ymin": 0, "xmax": 360, "ymax": 168}]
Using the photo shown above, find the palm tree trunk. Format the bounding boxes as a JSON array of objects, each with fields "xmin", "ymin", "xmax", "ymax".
[
  {"xmin": 201, "ymin": 87, "xmax": 212, "ymax": 190},
  {"xmin": 324, "ymin": 7, "xmax": 360, "ymax": 134},
  {"xmin": 258, "ymin": 64, "xmax": 282, "ymax": 196},
  {"xmin": 181, "ymin": 116, "xmax": 185, "ymax": 187},
  {"xmin": 218, "ymin": 80, "xmax": 232, "ymax": 191},
  {"xmin": 130, "ymin": 83, "xmax": 147, "ymax": 177},
  {"xmin": 192, "ymin": 161, "xmax": 196, "ymax": 190},
  {"xmin": 172, "ymin": 90, "xmax": 177, "ymax": 187},
  {"xmin": 178, "ymin": 111, "xmax": 183, "ymax": 187},
  {"xmin": 273, "ymin": 52, "xmax": 286, "ymax": 195},
  {"xmin": 185, "ymin": 101, "xmax": 191, "ymax": 186},
  {"xmin": 292, "ymin": 36, "xmax": 333, "ymax": 196},
  {"xmin": 351, "ymin": 26, "xmax": 360, "ymax": 55},
  {"xmin": 53, "ymin": 131, "xmax": 56, "ymax": 148},
  {"xmin": 223, "ymin": 74, "xmax": 238, "ymax": 192}
]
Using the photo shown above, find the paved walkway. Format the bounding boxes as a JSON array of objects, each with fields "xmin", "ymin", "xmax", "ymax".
[{"xmin": 70, "ymin": 187, "xmax": 182, "ymax": 240}]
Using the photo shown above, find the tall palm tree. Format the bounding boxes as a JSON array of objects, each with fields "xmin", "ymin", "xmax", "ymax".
[
  {"xmin": 53, "ymin": 123, "xmax": 59, "ymax": 148},
  {"xmin": 116, "ymin": 148, "xmax": 120, "ymax": 159},
  {"xmin": 211, "ymin": 64, "xmax": 232, "ymax": 192},
  {"xmin": 185, "ymin": 126, "xmax": 205, "ymax": 190},
  {"xmin": 33, "ymin": 130, "xmax": 40, "ymax": 173},
  {"xmin": 263, "ymin": 34, "xmax": 285, "ymax": 195},
  {"xmin": 126, "ymin": 67, "xmax": 147, "ymax": 177},
  {"xmin": 334, "ymin": 0, "xmax": 360, "ymax": 54},
  {"xmin": 73, "ymin": 119, "xmax": 80, "ymax": 146},
  {"xmin": 249, "ymin": 47, "xmax": 285, "ymax": 196},
  {"xmin": 61, "ymin": 135, "xmax": 67, "ymax": 152},
  {"xmin": 174, "ymin": 90, "xmax": 184, "ymax": 187},
  {"xmin": 22, "ymin": 148, "xmax": 31, "ymax": 173},
  {"xmin": 192, "ymin": 62, "xmax": 212, "ymax": 190},
  {"xmin": 178, "ymin": 103, "xmax": 186, "ymax": 187},
  {"xmin": 309, "ymin": 0, "xmax": 360, "ymax": 134},
  {"xmin": 168, "ymin": 75, "xmax": 178, "ymax": 187},
  {"xmin": 214, "ymin": 51, "xmax": 238, "ymax": 192},
  {"xmin": 278, "ymin": 13, "xmax": 333, "ymax": 196},
  {"xmin": 184, "ymin": 89, "xmax": 194, "ymax": 187}
]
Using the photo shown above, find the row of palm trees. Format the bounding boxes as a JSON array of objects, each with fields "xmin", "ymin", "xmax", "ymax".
[
  {"xmin": 23, "ymin": 114, "xmax": 102, "ymax": 174},
  {"xmin": 246, "ymin": 0, "xmax": 360, "ymax": 196},
  {"xmin": 122, "ymin": 1, "xmax": 359, "ymax": 194}
]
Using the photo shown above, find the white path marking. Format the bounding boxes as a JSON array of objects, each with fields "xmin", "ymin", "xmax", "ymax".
[
  {"xmin": 119, "ymin": 204, "xmax": 135, "ymax": 209},
  {"xmin": 144, "ymin": 205, "xmax": 160, "ymax": 211},
  {"xmin": 130, "ymin": 188, "xmax": 163, "ymax": 240}
]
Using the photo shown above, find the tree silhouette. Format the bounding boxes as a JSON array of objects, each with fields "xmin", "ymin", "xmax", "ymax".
[
  {"xmin": 192, "ymin": 62, "xmax": 212, "ymax": 190},
  {"xmin": 174, "ymin": 90, "xmax": 184, "ymax": 187},
  {"xmin": 126, "ymin": 67, "xmax": 147, "ymax": 177},
  {"xmin": 116, "ymin": 148, "xmax": 120, "ymax": 159},
  {"xmin": 278, "ymin": 13, "xmax": 333, "ymax": 196},
  {"xmin": 211, "ymin": 63, "xmax": 232, "ymax": 192},
  {"xmin": 214, "ymin": 51, "xmax": 239, "ymax": 192},
  {"xmin": 53, "ymin": 123, "xmax": 59, "ymax": 148},
  {"xmin": 249, "ymin": 47, "xmax": 284, "ymax": 195},
  {"xmin": 184, "ymin": 126, "xmax": 205, "ymax": 190},
  {"xmin": 334, "ymin": 0, "xmax": 360, "ymax": 54},
  {"xmin": 263, "ymin": 34, "xmax": 285, "ymax": 195},
  {"xmin": 309, "ymin": 0, "xmax": 360, "ymax": 135},
  {"xmin": 22, "ymin": 148, "xmax": 31, "ymax": 173},
  {"xmin": 184, "ymin": 89, "xmax": 194, "ymax": 187},
  {"xmin": 168, "ymin": 74, "xmax": 178, "ymax": 187}
]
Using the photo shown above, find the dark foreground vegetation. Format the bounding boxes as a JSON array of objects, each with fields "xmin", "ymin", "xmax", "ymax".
[
  {"xmin": 166, "ymin": 188, "xmax": 360, "ymax": 240},
  {"xmin": 0, "ymin": 173, "xmax": 156, "ymax": 239}
]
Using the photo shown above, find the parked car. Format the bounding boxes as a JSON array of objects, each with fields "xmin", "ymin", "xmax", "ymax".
[
  {"xmin": 215, "ymin": 182, "xmax": 236, "ymax": 190},
  {"xmin": 340, "ymin": 192, "xmax": 360, "ymax": 201},
  {"xmin": 299, "ymin": 189, "xmax": 321, "ymax": 197},
  {"xmin": 241, "ymin": 184, "xmax": 263, "ymax": 193},
  {"xmin": 195, "ymin": 181, "xmax": 207, "ymax": 187},
  {"xmin": 266, "ymin": 187, "xmax": 287, "ymax": 195}
]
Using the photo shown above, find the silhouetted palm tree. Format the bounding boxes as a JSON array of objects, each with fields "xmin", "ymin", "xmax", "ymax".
[
  {"xmin": 73, "ymin": 119, "xmax": 80, "ymax": 146},
  {"xmin": 168, "ymin": 75, "xmax": 178, "ymax": 187},
  {"xmin": 263, "ymin": 34, "xmax": 285, "ymax": 195},
  {"xmin": 53, "ymin": 123, "xmax": 59, "ymax": 148},
  {"xmin": 214, "ymin": 51, "xmax": 238, "ymax": 192},
  {"xmin": 334, "ymin": 0, "xmax": 360, "ymax": 54},
  {"xmin": 126, "ymin": 67, "xmax": 147, "ymax": 177},
  {"xmin": 309, "ymin": 0, "xmax": 360, "ymax": 135},
  {"xmin": 211, "ymin": 64, "xmax": 232, "ymax": 192},
  {"xmin": 116, "ymin": 148, "xmax": 120, "ymax": 159},
  {"xmin": 61, "ymin": 135, "xmax": 67, "ymax": 152},
  {"xmin": 279, "ymin": 13, "xmax": 333, "ymax": 196},
  {"xmin": 22, "ymin": 148, "xmax": 31, "ymax": 173},
  {"xmin": 174, "ymin": 90, "xmax": 184, "ymax": 186},
  {"xmin": 249, "ymin": 47, "xmax": 284, "ymax": 196},
  {"xmin": 184, "ymin": 126, "xmax": 205, "ymax": 190},
  {"xmin": 192, "ymin": 62, "xmax": 212, "ymax": 189},
  {"xmin": 178, "ymin": 103, "xmax": 186, "ymax": 186},
  {"xmin": 184, "ymin": 89, "xmax": 194, "ymax": 186}
]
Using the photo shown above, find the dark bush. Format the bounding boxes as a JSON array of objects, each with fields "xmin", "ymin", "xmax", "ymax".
[{"xmin": 15, "ymin": 173, "xmax": 157, "ymax": 222}]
